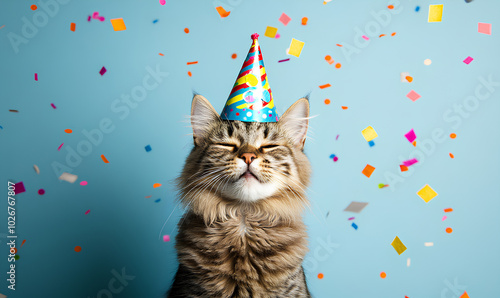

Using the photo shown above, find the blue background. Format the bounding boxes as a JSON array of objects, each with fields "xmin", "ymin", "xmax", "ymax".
[{"xmin": 1, "ymin": 0, "xmax": 499, "ymax": 297}]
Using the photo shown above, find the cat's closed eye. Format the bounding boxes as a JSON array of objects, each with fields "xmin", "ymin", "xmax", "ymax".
[
  {"xmin": 259, "ymin": 144, "xmax": 279, "ymax": 153},
  {"xmin": 214, "ymin": 143, "xmax": 238, "ymax": 151}
]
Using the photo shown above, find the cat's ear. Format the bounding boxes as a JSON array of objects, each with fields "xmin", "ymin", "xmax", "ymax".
[
  {"xmin": 191, "ymin": 94, "xmax": 220, "ymax": 145},
  {"xmin": 279, "ymin": 98, "xmax": 310, "ymax": 149}
]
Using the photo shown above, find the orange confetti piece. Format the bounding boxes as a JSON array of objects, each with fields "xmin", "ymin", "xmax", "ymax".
[
  {"xmin": 317, "ymin": 273, "xmax": 324, "ymax": 279},
  {"xmin": 446, "ymin": 227, "xmax": 453, "ymax": 233},
  {"xmin": 74, "ymin": 246, "xmax": 82, "ymax": 252},
  {"xmin": 184, "ymin": 28, "xmax": 189, "ymax": 33},
  {"xmin": 444, "ymin": 208, "xmax": 453, "ymax": 212},
  {"xmin": 159, "ymin": 53, "xmax": 164, "ymax": 56},
  {"xmin": 21, "ymin": 239, "xmax": 26, "ymax": 247},
  {"xmin": 380, "ymin": 272, "xmax": 387, "ymax": 279},
  {"xmin": 400, "ymin": 165, "xmax": 408, "ymax": 172},
  {"xmin": 406, "ymin": 76, "xmax": 413, "ymax": 82},
  {"xmin": 145, "ymin": 195, "xmax": 152, "ymax": 198},
  {"xmin": 341, "ymin": 106, "xmax": 348, "ymax": 110},
  {"xmin": 64, "ymin": 129, "xmax": 72, "ymax": 133},
  {"xmin": 101, "ymin": 154, "xmax": 109, "ymax": 163},
  {"xmin": 460, "ymin": 291, "xmax": 470, "ymax": 298},
  {"xmin": 110, "ymin": 18, "xmax": 127, "ymax": 31},
  {"xmin": 153, "ymin": 183, "xmax": 162, "ymax": 188},
  {"xmin": 362, "ymin": 164, "xmax": 375, "ymax": 178},
  {"xmin": 336, "ymin": 44, "xmax": 343, "ymax": 47},
  {"xmin": 70, "ymin": 22, "xmax": 76, "ymax": 32},
  {"xmin": 388, "ymin": 5, "xmax": 394, "ymax": 9},
  {"xmin": 450, "ymin": 133, "xmax": 457, "ymax": 139},
  {"xmin": 379, "ymin": 34, "xmax": 386, "ymax": 37},
  {"xmin": 188, "ymin": 71, "xmax": 192, "ymax": 77},
  {"xmin": 231, "ymin": 53, "xmax": 237, "ymax": 59},
  {"xmin": 187, "ymin": 61, "xmax": 198, "ymax": 65},
  {"xmin": 31, "ymin": 4, "xmax": 37, "ymax": 10},
  {"xmin": 325, "ymin": 55, "xmax": 332, "ymax": 61},
  {"xmin": 412, "ymin": 141, "xmax": 416, "ymax": 147},
  {"xmin": 391, "ymin": 32, "xmax": 396, "ymax": 36},
  {"xmin": 324, "ymin": 99, "xmax": 331, "ymax": 105},
  {"xmin": 319, "ymin": 84, "xmax": 331, "ymax": 89},
  {"xmin": 335, "ymin": 63, "xmax": 342, "ymax": 69},
  {"xmin": 301, "ymin": 17, "xmax": 308, "ymax": 25},
  {"xmin": 449, "ymin": 153, "xmax": 454, "ymax": 158},
  {"xmin": 215, "ymin": 6, "xmax": 231, "ymax": 18}
]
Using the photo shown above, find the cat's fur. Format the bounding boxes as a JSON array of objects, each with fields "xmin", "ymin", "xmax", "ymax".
[{"xmin": 168, "ymin": 95, "xmax": 312, "ymax": 298}]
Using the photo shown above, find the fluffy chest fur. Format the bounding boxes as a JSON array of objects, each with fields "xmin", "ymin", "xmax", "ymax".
[{"xmin": 171, "ymin": 212, "xmax": 310, "ymax": 298}]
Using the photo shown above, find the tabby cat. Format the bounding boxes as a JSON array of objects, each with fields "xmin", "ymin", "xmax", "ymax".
[{"xmin": 168, "ymin": 94, "xmax": 312, "ymax": 297}]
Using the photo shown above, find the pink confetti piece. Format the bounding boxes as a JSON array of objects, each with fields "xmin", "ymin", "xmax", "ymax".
[
  {"xmin": 279, "ymin": 13, "xmax": 291, "ymax": 26},
  {"xmin": 404, "ymin": 129, "xmax": 416, "ymax": 143},
  {"xmin": 87, "ymin": 15, "xmax": 91, "ymax": 22},
  {"xmin": 442, "ymin": 215, "xmax": 447, "ymax": 221},
  {"xmin": 348, "ymin": 217, "xmax": 355, "ymax": 220},
  {"xmin": 275, "ymin": 33, "xmax": 280, "ymax": 39},
  {"xmin": 406, "ymin": 90, "xmax": 421, "ymax": 102},
  {"xmin": 38, "ymin": 189, "xmax": 45, "ymax": 195},
  {"xmin": 478, "ymin": 22, "xmax": 491, "ymax": 35},
  {"xmin": 336, "ymin": 134, "xmax": 339, "ymax": 140},
  {"xmin": 85, "ymin": 210, "xmax": 90, "ymax": 215},
  {"xmin": 362, "ymin": 35, "xmax": 369, "ymax": 40},
  {"xmin": 463, "ymin": 56, "xmax": 473, "ymax": 64},
  {"xmin": 98, "ymin": 16, "xmax": 104, "ymax": 22},
  {"xmin": 278, "ymin": 58, "xmax": 290, "ymax": 63},
  {"xmin": 0, "ymin": 25, "xmax": 5, "ymax": 29},
  {"xmin": 80, "ymin": 181, "xmax": 88, "ymax": 186},
  {"xmin": 160, "ymin": 0, "xmax": 166, "ymax": 5},
  {"xmin": 163, "ymin": 235, "xmax": 170, "ymax": 242},
  {"xmin": 14, "ymin": 181, "xmax": 26, "ymax": 195},
  {"xmin": 34, "ymin": 73, "xmax": 38, "ymax": 81},
  {"xmin": 402, "ymin": 158, "xmax": 418, "ymax": 166},
  {"xmin": 99, "ymin": 66, "xmax": 107, "ymax": 76},
  {"xmin": 57, "ymin": 143, "xmax": 64, "ymax": 151},
  {"xmin": 50, "ymin": 103, "xmax": 56, "ymax": 109}
]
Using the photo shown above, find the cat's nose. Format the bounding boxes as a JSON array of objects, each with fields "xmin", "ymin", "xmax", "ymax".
[{"xmin": 240, "ymin": 153, "xmax": 256, "ymax": 165}]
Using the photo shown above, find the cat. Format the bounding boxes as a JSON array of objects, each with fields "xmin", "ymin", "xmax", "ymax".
[{"xmin": 167, "ymin": 94, "xmax": 312, "ymax": 298}]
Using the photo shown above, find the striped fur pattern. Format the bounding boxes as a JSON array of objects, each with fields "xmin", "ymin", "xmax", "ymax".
[{"xmin": 168, "ymin": 95, "xmax": 312, "ymax": 297}]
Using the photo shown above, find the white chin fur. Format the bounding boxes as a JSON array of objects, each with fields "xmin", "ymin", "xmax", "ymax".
[{"xmin": 222, "ymin": 179, "xmax": 276, "ymax": 202}]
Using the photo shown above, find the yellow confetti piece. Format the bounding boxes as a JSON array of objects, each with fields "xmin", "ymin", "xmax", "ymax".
[
  {"xmin": 417, "ymin": 184, "xmax": 438, "ymax": 203},
  {"xmin": 428, "ymin": 4, "xmax": 443, "ymax": 23},
  {"xmin": 361, "ymin": 126, "xmax": 378, "ymax": 142},
  {"xmin": 288, "ymin": 38, "xmax": 305, "ymax": 58},
  {"xmin": 110, "ymin": 18, "xmax": 126, "ymax": 31},
  {"xmin": 264, "ymin": 26, "xmax": 278, "ymax": 38},
  {"xmin": 391, "ymin": 236, "xmax": 407, "ymax": 255}
]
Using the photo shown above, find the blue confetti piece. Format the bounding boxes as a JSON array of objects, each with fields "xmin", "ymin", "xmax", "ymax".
[
  {"xmin": 155, "ymin": 198, "xmax": 161, "ymax": 203},
  {"xmin": 329, "ymin": 154, "xmax": 335, "ymax": 159},
  {"xmin": 0, "ymin": 125, "xmax": 3, "ymax": 130},
  {"xmin": 415, "ymin": 6, "xmax": 420, "ymax": 12},
  {"xmin": 145, "ymin": 145, "xmax": 152, "ymax": 152},
  {"xmin": 351, "ymin": 222, "xmax": 358, "ymax": 230},
  {"xmin": 153, "ymin": 19, "xmax": 159, "ymax": 23},
  {"xmin": 368, "ymin": 140, "xmax": 375, "ymax": 147}
]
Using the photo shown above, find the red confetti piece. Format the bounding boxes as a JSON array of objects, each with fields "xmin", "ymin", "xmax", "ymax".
[
  {"xmin": 101, "ymin": 154, "xmax": 109, "ymax": 163},
  {"xmin": 51, "ymin": 103, "xmax": 57, "ymax": 109},
  {"xmin": 184, "ymin": 28, "xmax": 189, "ymax": 33},
  {"xmin": 31, "ymin": 4, "xmax": 37, "ymax": 10},
  {"xmin": 444, "ymin": 208, "xmax": 453, "ymax": 212},
  {"xmin": 187, "ymin": 61, "xmax": 198, "ymax": 65},
  {"xmin": 74, "ymin": 246, "xmax": 82, "ymax": 252},
  {"xmin": 85, "ymin": 210, "xmax": 90, "ymax": 215},
  {"xmin": 34, "ymin": 73, "xmax": 38, "ymax": 81},
  {"xmin": 70, "ymin": 22, "xmax": 76, "ymax": 31}
]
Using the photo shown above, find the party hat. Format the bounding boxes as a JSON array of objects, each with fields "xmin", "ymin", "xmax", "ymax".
[{"xmin": 221, "ymin": 33, "xmax": 278, "ymax": 122}]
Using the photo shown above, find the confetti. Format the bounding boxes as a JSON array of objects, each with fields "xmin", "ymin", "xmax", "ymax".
[
  {"xmin": 324, "ymin": 99, "xmax": 331, "ymax": 105},
  {"xmin": 424, "ymin": 242, "xmax": 434, "ymax": 247},
  {"xmin": 231, "ymin": 53, "xmax": 237, "ymax": 59},
  {"xmin": 348, "ymin": 217, "xmax": 355, "ymax": 220},
  {"xmin": 163, "ymin": 235, "xmax": 170, "ymax": 242},
  {"xmin": 153, "ymin": 183, "xmax": 162, "ymax": 188},
  {"xmin": 379, "ymin": 34, "xmax": 386, "ymax": 37},
  {"xmin": 378, "ymin": 183, "xmax": 389, "ymax": 188},
  {"xmin": 145, "ymin": 145, "xmax": 152, "ymax": 152},
  {"xmin": 449, "ymin": 153, "xmax": 455, "ymax": 158},
  {"xmin": 412, "ymin": 141, "xmax": 416, "ymax": 147},
  {"xmin": 405, "ymin": 129, "xmax": 417, "ymax": 143},
  {"xmin": 407, "ymin": 258, "xmax": 411, "ymax": 267},
  {"xmin": 99, "ymin": 66, "xmax": 107, "ymax": 76},
  {"xmin": 64, "ymin": 129, "xmax": 72, "ymax": 133},
  {"xmin": 402, "ymin": 158, "xmax": 418, "ymax": 166},
  {"xmin": 351, "ymin": 222, "xmax": 358, "ymax": 230},
  {"xmin": 0, "ymin": 25, "xmax": 4, "ymax": 29},
  {"xmin": 101, "ymin": 154, "xmax": 109, "ymax": 163},
  {"xmin": 380, "ymin": 272, "xmax": 386, "ymax": 279},
  {"xmin": 335, "ymin": 63, "xmax": 342, "ymax": 69},
  {"xmin": 478, "ymin": 22, "xmax": 492, "ymax": 35},
  {"xmin": 184, "ymin": 28, "xmax": 189, "ymax": 33},
  {"xmin": 400, "ymin": 72, "xmax": 410, "ymax": 82},
  {"xmin": 278, "ymin": 58, "xmax": 290, "ymax": 63},
  {"xmin": 70, "ymin": 22, "xmax": 76, "ymax": 32},
  {"xmin": 428, "ymin": 4, "xmax": 443, "ymax": 23},
  {"xmin": 336, "ymin": 134, "xmax": 339, "ymax": 140},
  {"xmin": 80, "ymin": 181, "xmax": 88, "ymax": 186},
  {"xmin": 319, "ymin": 84, "xmax": 331, "ymax": 89},
  {"xmin": 391, "ymin": 236, "xmax": 407, "ymax": 255},
  {"xmin": 187, "ymin": 71, "xmax": 192, "ymax": 77},
  {"xmin": 158, "ymin": 53, "xmax": 164, "ymax": 56},
  {"xmin": 444, "ymin": 208, "xmax": 453, "ymax": 212},
  {"xmin": 187, "ymin": 61, "xmax": 198, "ymax": 65},
  {"xmin": 406, "ymin": 90, "xmax": 421, "ymax": 102},
  {"xmin": 329, "ymin": 154, "xmax": 338, "ymax": 162},
  {"xmin": 416, "ymin": 6, "xmax": 420, "ymax": 12},
  {"xmin": 21, "ymin": 239, "xmax": 26, "ymax": 247},
  {"xmin": 362, "ymin": 164, "xmax": 375, "ymax": 178},
  {"xmin": 361, "ymin": 126, "xmax": 378, "ymax": 142},
  {"xmin": 74, "ymin": 246, "xmax": 82, "ymax": 252},
  {"xmin": 92, "ymin": 12, "xmax": 105, "ymax": 21},
  {"xmin": 85, "ymin": 210, "xmax": 90, "ymax": 215},
  {"xmin": 461, "ymin": 291, "xmax": 470, "ymax": 298},
  {"xmin": 424, "ymin": 59, "xmax": 432, "ymax": 65},
  {"xmin": 325, "ymin": 55, "xmax": 334, "ymax": 65},
  {"xmin": 153, "ymin": 19, "xmax": 158, "ymax": 24},
  {"xmin": 391, "ymin": 32, "xmax": 397, "ymax": 36},
  {"xmin": 362, "ymin": 35, "xmax": 369, "ymax": 40},
  {"xmin": 51, "ymin": 103, "xmax": 57, "ymax": 109},
  {"xmin": 463, "ymin": 56, "xmax": 474, "ymax": 64},
  {"xmin": 38, "ymin": 189, "xmax": 45, "ymax": 195},
  {"xmin": 155, "ymin": 198, "xmax": 161, "ymax": 203},
  {"xmin": 341, "ymin": 106, "xmax": 348, "ymax": 110},
  {"xmin": 110, "ymin": 18, "xmax": 126, "ymax": 31},
  {"xmin": 317, "ymin": 273, "xmax": 324, "ymax": 279},
  {"xmin": 264, "ymin": 26, "xmax": 278, "ymax": 38},
  {"xmin": 9, "ymin": 109, "xmax": 19, "ymax": 113},
  {"xmin": 344, "ymin": 201, "xmax": 368, "ymax": 213},
  {"xmin": 400, "ymin": 165, "xmax": 408, "ymax": 172},
  {"xmin": 59, "ymin": 172, "xmax": 78, "ymax": 183},
  {"xmin": 288, "ymin": 38, "xmax": 305, "ymax": 57},
  {"xmin": 33, "ymin": 165, "xmax": 40, "ymax": 174},
  {"xmin": 405, "ymin": 76, "xmax": 413, "ymax": 82},
  {"xmin": 446, "ymin": 227, "xmax": 453, "ymax": 233},
  {"xmin": 14, "ymin": 182, "xmax": 26, "ymax": 195},
  {"xmin": 301, "ymin": 17, "xmax": 308, "ymax": 25},
  {"xmin": 145, "ymin": 195, "xmax": 152, "ymax": 198},
  {"xmin": 417, "ymin": 184, "xmax": 438, "ymax": 203},
  {"xmin": 442, "ymin": 215, "xmax": 447, "ymax": 221},
  {"xmin": 159, "ymin": 0, "xmax": 166, "ymax": 5},
  {"xmin": 368, "ymin": 140, "xmax": 375, "ymax": 147},
  {"xmin": 34, "ymin": 73, "xmax": 38, "ymax": 81},
  {"xmin": 275, "ymin": 34, "xmax": 280, "ymax": 39},
  {"xmin": 215, "ymin": 6, "xmax": 230, "ymax": 18},
  {"xmin": 57, "ymin": 143, "xmax": 64, "ymax": 151},
  {"xmin": 388, "ymin": 5, "xmax": 394, "ymax": 9},
  {"xmin": 31, "ymin": 4, "xmax": 37, "ymax": 10},
  {"xmin": 279, "ymin": 13, "xmax": 291, "ymax": 26}
]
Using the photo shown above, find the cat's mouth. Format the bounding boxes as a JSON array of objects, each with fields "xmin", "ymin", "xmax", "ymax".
[{"xmin": 240, "ymin": 169, "xmax": 259, "ymax": 181}]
